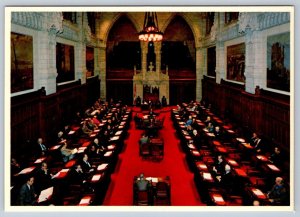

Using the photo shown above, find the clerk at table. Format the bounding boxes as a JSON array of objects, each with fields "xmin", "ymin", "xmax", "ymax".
[{"xmin": 136, "ymin": 173, "xmax": 150, "ymax": 191}]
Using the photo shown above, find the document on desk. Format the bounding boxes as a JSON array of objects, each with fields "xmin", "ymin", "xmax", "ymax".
[
  {"xmin": 145, "ymin": 177, "xmax": 158, "ymax": 183},
  {"xmin": 18, "ymin": 167, "xmax": 35, "ymax": 175},
  {"xmin": 38, "ymin": 186, "xmax": 54, "ymax": 203},
  {"xmin": 252, "ymin": 188, "xmax": 264, "ymax": 196},
  {"xmin": 213, "ymin": 194, "xmax": 224, "ymax": 202}
]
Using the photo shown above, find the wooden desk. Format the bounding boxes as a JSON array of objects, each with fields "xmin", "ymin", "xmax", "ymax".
[{"xmin": 209, "ymin": 192, "xmax": 226, "ymax": 206}]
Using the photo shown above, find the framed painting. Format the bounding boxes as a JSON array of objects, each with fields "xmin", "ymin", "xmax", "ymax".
[
  {"xmin": 267, "ymin": 32, "xmax": 290, "ymax": 92},
  {"xmin": 56, "ymin": 42, "xmax": 75, "ymax": 83},
  {"xmin": 11, "ymin": 32, "xmax": 33, "ymax": 93},
  {"xmin": 226, "ymin": 43, "xmax": 245, "ymax": 82}
]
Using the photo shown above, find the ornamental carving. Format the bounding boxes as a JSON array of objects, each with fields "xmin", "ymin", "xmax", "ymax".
[
  {"xmin": 238, "ymin": 12, "xmax": 259, "ymax": 34},
  {"xmin": 47, "ymin": 12, "xmax": 63, "ymax": 34}
]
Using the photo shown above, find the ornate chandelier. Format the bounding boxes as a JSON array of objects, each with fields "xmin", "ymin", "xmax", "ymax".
[{"xmin": 138, "ymin": 12, "xmax": 163, "ymax": 42}]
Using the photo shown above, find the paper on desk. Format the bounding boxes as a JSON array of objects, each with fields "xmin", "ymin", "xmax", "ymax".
[
  {"xmin": 213, "ymin": 195, "xmax": 224, "ymax": 202},
  {"xmin": 18, "ymin": 167, "xmax": 35, "ymax": 175},
  {"xmin": 92, "ymin": 174, "xmax": 101, "ymax": 181},
  {"xmin": 203, "ymin": 172, "xmax": 212, "ymax": 180},
  {"xmin": 97, "ymin": 163, "xmax": 108, "ymax": 171},
  {"xmin": 38, "ymin": 186, "xmax": 53, "ymax": 203},
  {"xmin": 79, "ymin": 197, "xmax": 91, "ymax": 205}
]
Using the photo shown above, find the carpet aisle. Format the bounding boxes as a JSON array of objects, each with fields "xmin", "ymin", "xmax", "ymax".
[{"xmin": 103, "ymin": 107, "xmax": 203, "ymax": 205}]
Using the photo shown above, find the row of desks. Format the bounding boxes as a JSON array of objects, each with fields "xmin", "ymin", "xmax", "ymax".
[
  {"xmin": 172, "ymin": 104, "xmax": 282, "ymax": 206},
  {"xmin": 11, "ymin": 108, "xmax": 132, "ymax": 206}
]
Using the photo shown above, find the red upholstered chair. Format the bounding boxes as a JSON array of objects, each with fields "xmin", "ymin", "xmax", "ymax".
[
  {"xmin": 136, "ymin": 190, "xmax": 149, "ymax": 206},
  {"xmin": 151, "ymin": 145, "xmax": 163, "ymax": 161},
  {"xmin": 154, "ymin": 181, "xmax": 170, "ymax": 205},
  {"xmin": 140, "ymin": 143, "xmax": 151, "ymax": 159}
]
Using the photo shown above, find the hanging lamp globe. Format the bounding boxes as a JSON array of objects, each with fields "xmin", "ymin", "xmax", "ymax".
[{"xmin": 138, "ymin": 12, "xmax": 163, "ymax": 42}]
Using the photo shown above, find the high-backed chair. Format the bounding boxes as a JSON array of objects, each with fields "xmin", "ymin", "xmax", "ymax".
[
  {"xmin": 136, "ymin": 190, "xmax": 149, "ymax": 206},
  {"xmin": 154, "ymin": 181, "xmax": 170, "ymax": 205},
  {"xmin": 140, "ymin": 143, "xmax": 151, "ymax": 159}
]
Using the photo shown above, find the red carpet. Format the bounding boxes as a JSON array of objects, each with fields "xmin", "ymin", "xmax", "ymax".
[{"xmin": 103, "ymin": 107, "xmax": 203, "ymax": 206}]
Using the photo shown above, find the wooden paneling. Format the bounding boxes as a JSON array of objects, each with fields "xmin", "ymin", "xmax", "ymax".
[
  {"xmin": 106, "ymin": 80, "xmax": 133, "ymax": 105},
  {"xmin": 170, "ymin": 80, "xmax": 196, "ymax": 105},
  {"xmin": 11, "ymin": 77, "xmax": 100, "ymax": 157},
  {"xmin": 202, "ymin": 76, "xmax": 290, "ymax": 152}
]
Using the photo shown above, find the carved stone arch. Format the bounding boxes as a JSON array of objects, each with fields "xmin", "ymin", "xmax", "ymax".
[
  {"xmin": 161, "ymin": 12, "xmax": 200, "ymax": 47},
  {"xmin": 101, "ymin": 12, "xmax": 140, "ymax": 45}
]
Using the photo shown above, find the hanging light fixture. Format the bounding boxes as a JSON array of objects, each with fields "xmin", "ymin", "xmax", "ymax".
[{"xmin": 138, "ymin": 12, "xmax": 163, "ymax": 42}]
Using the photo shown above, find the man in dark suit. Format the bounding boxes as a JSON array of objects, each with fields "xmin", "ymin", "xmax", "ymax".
[
  {"xmin": 69, "ymin": 164, "xmax": 87, "ymax": 185},
  {"xmin": 267, "ymin": 177, "xmax": 288, "ymax": 205},
  {"xmin": 251, "ymin": 132, "xmax": 264, "ymax": 153},
  {"xmin": 212, "ymin": 155, "xmax": 226, "ymax": 175},
  {"xmin": 218, "ymin": 164, "xmax": 235, "ymax": 193},
  {"xmin": 34, "ymin": 162, "xmax": 53, "ymax": 194},
  {"xmin": 80, "ymin": 154, "xmax": 94, "ymax": 174},
  {"xmin": 35, "ymin": 138, "xmax": 48, "ymax": 157},
  {"xmin": 19, "ymin": 176, "xmax": 37, "ymax": 205}
]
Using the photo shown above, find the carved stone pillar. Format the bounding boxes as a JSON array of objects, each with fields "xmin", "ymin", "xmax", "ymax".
[
  {"xmin": 238, "ymin": 12, "xmax": 262, "ymax": 94},
  {"xmin": 37, "ymin": 12, "xmax": 63, "ymax": 95},
  {"xmin": 141, "ymin": 41, "xmax": 148, "ymax": 79},
  {"xmin": 215, "ymin": 40, "xmax": 225, "ymax": 84},
  {"xmin": 98, "ymin": 44, "xmax": 106, "ymax": 100},
  {"xmin": 196, "ymin": 47, "xmax": 204, "ymax": 101},
  {"xmin": 154, "ymin": 41, "xmax": 162, "ymax": 75}
]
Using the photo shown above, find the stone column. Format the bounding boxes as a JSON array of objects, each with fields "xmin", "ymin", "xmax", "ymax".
[
  {"xmin": 36, "ymin": 30, "xmax": 57, "ymax": 95},
  {"xmin": 238, "ymin": 13, "xmax": 263, "ymax": 94},
  {"xmin": 98, "ymin": 43, "xmax": 106, "ymax": 100},
  {"xmin": 75, "ymin": 42, "xmax": 86, "ymax": 84},
  {"xmin": 141, "ymin": 41, "xmax": 148, "ymax": 79},
  {"xmin": 215, "ymin": 40, "xmax": 225, "ymax": 84},
  {"xmin": 154, "ymin": 41, "xmax": 162, "ymax": 75},
  {"xmin": 196, "ymin": 47, "xmax": 205, "ymax": 101}
]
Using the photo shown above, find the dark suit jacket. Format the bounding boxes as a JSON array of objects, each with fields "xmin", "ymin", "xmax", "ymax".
[
  {"xmin": 34, "ymin": 143, "xmax": 48, "ymax": 157},
  {"xmin": 19, "ymin": 184, "xmax": 36, "ymax": 205},
  {"xmin": 80, "ymin": 160, "xmax": 93, "ymax": 174},
  {"xmin": 34, "ymin": 169, "xmax": 52, "ymax": 193}
]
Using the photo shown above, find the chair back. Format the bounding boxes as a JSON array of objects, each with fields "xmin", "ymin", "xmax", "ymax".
[{"xmin": 137, "ymin": 190, "xmax": 149, "ymax": 206}]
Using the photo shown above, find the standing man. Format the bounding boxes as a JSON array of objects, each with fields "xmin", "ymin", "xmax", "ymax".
[{"xmin": 19, "ymin": 176, "xmax": 37, "ymax": 205}]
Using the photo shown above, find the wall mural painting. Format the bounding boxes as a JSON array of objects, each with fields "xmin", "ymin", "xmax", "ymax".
[
  {"xmin": 86, "ymin": 46, "xmax": 94, "ymax": 77},
  {"xmin": 226, "ymin": 43, "xmax": 245, "ymax": 82},
  {"xmin": 56, "ymin": 42, "xmax": 75, "ymax": 83},
  {"xmin": 267, "ymin": 32, "xmax": 290, "ymax": 92},
  {"xmin": 11, "ymin": 32, "xmax": 34, "ymax": 93}
]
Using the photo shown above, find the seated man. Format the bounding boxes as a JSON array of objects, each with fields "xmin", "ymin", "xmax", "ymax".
[
  {"xmin": 250, "ymin": 132, "xmax": 264, "ymax": 153},
  {"xmin": 217, "ymin": 164, "xmax": 235, "ymax": 193},
  {"xmin": 139, "ymin": 134, "xmax": 149, "ymax": 146},
  {"xmin": 139, "ymin": 134, "xmax": 150, "ymax": 154},
  {"xmin": 60, "ymin": 142, "xmax": 75, "ymax": 163},
  {"xmin": 269, "ymin": 147, "xmax": 283, "ymax": 168},
  {"xmin": 267, "ymin": 177, "xmax": 288, "ymax": 205},
  {"xmin": 184, "ymin": 116, "xmax": 193, "ymax": 127},
  {"xmin": 212, "ymin": 155, "xmax": 226, "ymax": 175},
  {"xmin": 35, "ymin": 138, "xmax": 48, "ymax": 157},
  {"xmin": 34, "ymin": 162, "xmax": 53, "ymax": 194},
  {"xmin": 136, "ymin": 173, "xmax": 150, "ymax": 191}
]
